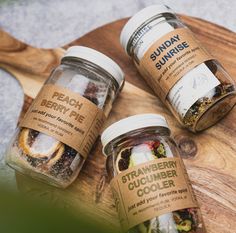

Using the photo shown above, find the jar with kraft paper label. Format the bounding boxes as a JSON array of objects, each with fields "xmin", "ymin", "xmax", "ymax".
[
  {"xmin": 101, "ymin": 114, "xmax": 206, "ymax": 233},
  {"xmin": 6, "ymin": 46, "xmax": 124, "ymax": 188},
  {"xmin": 120, "ymin": 5, "xmax": 236, "ymax": 132}
]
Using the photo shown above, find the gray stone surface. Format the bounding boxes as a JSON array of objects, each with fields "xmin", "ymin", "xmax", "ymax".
[
  {"xmin": 0, "ymin": 0, "xmax": 235, "ymax": 48},
  {"xmin": 0, "ymin": 0, "xmax": 235, "ymax": 186}
]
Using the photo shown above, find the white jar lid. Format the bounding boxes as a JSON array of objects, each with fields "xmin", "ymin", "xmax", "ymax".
[
  {"xmin": 63, "ymin": 46, "xmax": 124, "ymax": 88},
  {"xmin": 120, "ymin": 4, "xmax": 174, "ymax": 54},
  {"xmin": 101, "ymin": 114, "xmax": 169, "ymax": 156}
]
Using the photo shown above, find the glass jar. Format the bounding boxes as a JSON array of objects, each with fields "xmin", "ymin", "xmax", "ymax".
[
  {"xmin": 6, "ymin": 46, "xmax": 124, "ymax": 188},
  {"xmin": 120, "ymin": 5, "xmax": 236, "ymax": 132},
  {"xmin": 101, "ymin": 114, "xmax": 206, "ymax": 233}
]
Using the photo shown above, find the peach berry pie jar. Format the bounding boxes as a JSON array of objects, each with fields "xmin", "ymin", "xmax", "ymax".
[{"xmin": 6, "ymin": 46, "xmax": 124, "ymax": 188}]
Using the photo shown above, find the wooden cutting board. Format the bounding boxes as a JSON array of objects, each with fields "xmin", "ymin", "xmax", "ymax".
[{"xmin": 0, "ymin": 15, "xmax": 236, "ymax": 233}]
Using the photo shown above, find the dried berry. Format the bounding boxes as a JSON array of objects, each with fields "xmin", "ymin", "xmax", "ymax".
[
  {"xmin": 121, "ymin": 148, "xmax": 132, "ymax": 159},
  {"xmin": 118, "ymin": 159, "xmax": 129, "ymax": 171},
  {"xmin": 84, "ymin": 82, "xmax": 99, "ymax": 105},
  {"xmin": 84, "ymin": 95, "xmax": 99, "ymax": 105},
  {"xmin": 213, "ymin": 85, "xmax": 222, "ymax": 98}
]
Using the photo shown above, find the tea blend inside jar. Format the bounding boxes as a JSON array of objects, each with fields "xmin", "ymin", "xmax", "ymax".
[
  {"xmin": 6, "ymin": 46, "xmax": 124, "ymax": 188},
  {"xmin": 120, "ymin": 4, "xmax": 236, "ymax": 132},
  {"xmin": 101, "ymin": 114, "xmax": 206, "ymax": 233}
]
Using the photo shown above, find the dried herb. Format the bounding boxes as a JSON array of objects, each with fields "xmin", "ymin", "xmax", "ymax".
[{"xmin": 183, "ymin": 82, "xmax": 235, "ymax": 129}]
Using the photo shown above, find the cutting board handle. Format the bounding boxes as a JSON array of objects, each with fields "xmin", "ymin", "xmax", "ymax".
[{"xmin": 0, "ymin": 28, "xmax": 64, "ymax": 97}]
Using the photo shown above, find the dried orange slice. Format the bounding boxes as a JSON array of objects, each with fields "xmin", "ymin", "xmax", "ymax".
[
  {"xmin": 115, "ymin": 147, "xmax": 132, "ymax": 173},
  {"xmin": 18, "ymin": 128, "xmax": 62, "ymax": 159},
  {"xmin": 46, "ymin": 145, "xmax": 65, "ymax": 167}
]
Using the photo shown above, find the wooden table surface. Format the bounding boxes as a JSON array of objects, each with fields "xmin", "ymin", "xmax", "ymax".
[{"xmin": 0, "ymin": 15, "xmax": 235, "ymax": 233}]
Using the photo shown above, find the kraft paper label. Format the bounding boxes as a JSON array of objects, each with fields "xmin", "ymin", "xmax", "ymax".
[
  {"xmin": 20, "ymin": 84, "xmax": 105, "ymax": 159},
  {"xmin": 139, "ymin": 28, "xmax": 214, "ymax": 102},
  {"xmin": 111, "ymin": 157, "xmax": 198, "ymax": 231}
]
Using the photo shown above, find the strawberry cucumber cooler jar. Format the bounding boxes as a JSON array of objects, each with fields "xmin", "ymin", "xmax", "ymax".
[
  {"xmin": 120, "ymin": 5, "xmax": 236, "ymax": 132},
  {"xmin": 6, "ymin": 46, "xmax": 124, "ymax": 188},
  {"xmin": 101, "ymin": 114, "xmax": 206, "ymax": 233}
]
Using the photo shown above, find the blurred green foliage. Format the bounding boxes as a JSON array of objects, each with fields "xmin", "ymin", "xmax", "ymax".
[
  {"xmin": 0, "ymin": 185, "xmax": 118, "ymax": 233},
  {"xmin": 0, "ymin": 0, "xmax": 14, "ymax": 4}
]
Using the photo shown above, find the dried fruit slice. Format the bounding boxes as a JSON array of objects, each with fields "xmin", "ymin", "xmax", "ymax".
[
  {"xmin": 115, "ymin": 147, "xmax": 132, "ymax": 172},
  {"xmin": 115, "ymin": 141, "xmax": 167, "ymax": 173},
  {"xmin": 18, "ymin": 128, "xmax": 62, "ymax": 159},
  {"xmin": 46, "ymin": 145, "xmax": 65, "ymax": 167},
  {"xmin": 49, "ymin": 146, "xmax": 78, "ymax": 179}
]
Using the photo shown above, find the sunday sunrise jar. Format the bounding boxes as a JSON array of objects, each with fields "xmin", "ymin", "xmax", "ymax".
[
  {"xmin": 120, "ymin": 5, "xmax": 236, "ymax": 132},
  {"xmin": 101, "ymin": 114, "xmax": 206, "ymax": 233},
  {"xmin": 6, "ymin": 46, "xmax": 124, "ymax": 188}
]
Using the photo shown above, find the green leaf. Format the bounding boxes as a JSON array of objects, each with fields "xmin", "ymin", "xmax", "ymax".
[{"xmin": 0, "ymin": 185, "xmax": 118, "ymax": 233}]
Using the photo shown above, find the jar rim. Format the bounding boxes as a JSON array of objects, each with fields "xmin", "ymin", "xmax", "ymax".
[
  {"xmin": 62, "ymin": 46, "xmax": 125, "ymax": 89},
  {"xmin": 101, "ymin": 114, "xmax": 170, "ymax": 156},
  {"xmin": 120, "ymin": 4, "xmax": 174, "ymax": 54}
]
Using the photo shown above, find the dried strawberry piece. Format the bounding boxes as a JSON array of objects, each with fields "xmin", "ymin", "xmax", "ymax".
[
  {"xmin": 145, "ymin": 140, "xmax": 161, "ymax": 149},
  {"xmin": 152, "ymin": 141, "xmax": 161, "ymax": 149}
]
